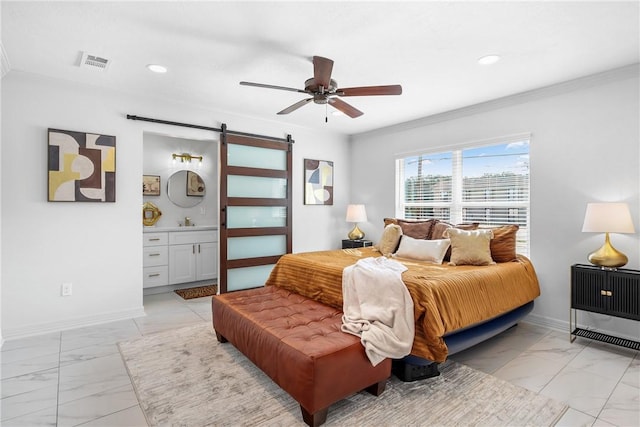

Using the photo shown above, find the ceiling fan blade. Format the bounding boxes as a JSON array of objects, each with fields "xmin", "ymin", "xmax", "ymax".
[
  {"xmin": 313, "ymin": 56, "xmax": 334, "ymax": 89},
  {"xmin": 240, "ymin": 81, "xmax": 308, "ymax": 94},
  {"xmin": 337, "ymin": 85, "xmax": 403, "ymax": 97},
  {"xmin": 277, "ymin": 98, "xmax": 313, "ymax": 115},
  {"xmin": 328, "ymin": 97, "xmax": 363, "ymax": 118}
]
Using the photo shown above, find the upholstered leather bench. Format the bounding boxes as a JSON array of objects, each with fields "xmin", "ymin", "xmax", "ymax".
[{"xmin": 212, "ymin": 285, "xmax": 391, "ymax": 426}]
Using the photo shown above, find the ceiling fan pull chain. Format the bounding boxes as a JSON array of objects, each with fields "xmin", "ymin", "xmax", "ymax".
[{"xmin": 325, "ymin": 103, "xmax": 328, "ymax": 123}]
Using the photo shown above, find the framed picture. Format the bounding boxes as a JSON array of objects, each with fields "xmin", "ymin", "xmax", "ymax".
[
  {"xmin": 304, "ymin": 158, "xmax": 333, "ymax": 205},
  {"xmin": 186, "ymin": 170, "xmax": 205, "ymax": 196},
  {"xmin": 143, "ymin": 175, "xmax": 161, "ymax": 196},
  {"xmin": 47, "ymin": 128, "xmax": 116, "ymax": 202}
]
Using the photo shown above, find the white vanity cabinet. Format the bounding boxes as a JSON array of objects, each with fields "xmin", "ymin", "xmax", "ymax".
[
  {"xmin": 168, "ymin": 230, "xmax": 218, "ymax": 285},
  {"xmin": 143, "ymin": 232, "xmax": 169, "ymax": 288}
]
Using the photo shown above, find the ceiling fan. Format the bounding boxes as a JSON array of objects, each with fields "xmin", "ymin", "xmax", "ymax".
[{"xmin": 240, "ymin": 56, "xmax": 402, "ymax": 119}]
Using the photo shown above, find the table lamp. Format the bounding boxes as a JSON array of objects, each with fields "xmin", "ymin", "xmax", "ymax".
[
  {"xmin": 346, "ymin": 204, "xmax": 367, "ymax": 240},
  {"xmin": 582, "ymin": 202, "xmax": 635, "ymax": 268}
]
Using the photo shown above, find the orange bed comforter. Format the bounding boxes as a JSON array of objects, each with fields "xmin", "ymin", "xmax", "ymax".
[{"xmin": 265, "ymin": 247, "xmax": 540, "ymax": 362}]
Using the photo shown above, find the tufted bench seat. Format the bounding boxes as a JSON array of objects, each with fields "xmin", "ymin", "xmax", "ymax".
[{"xmin": 212, "ymin": 285, "xmax": 391, "ymax": 426}]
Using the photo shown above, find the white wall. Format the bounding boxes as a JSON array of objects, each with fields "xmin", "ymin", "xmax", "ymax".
[
  {"xmin": 350, "ymin": 65, "xmax": 640, "ymax": 340},
  {"xmin": 1, "ymin": 71, "xmax": 349, "ymax": 339},
  {"xmin": 4, "ymin": 66, "xmax": 636, "ymax": 341},
  {"xmin": 142, "ymin": 133, "xmax": 217, "ymax": 228}
]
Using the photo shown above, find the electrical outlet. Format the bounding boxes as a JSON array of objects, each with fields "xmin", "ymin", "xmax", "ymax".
[
  {"xmin": 62, "ymin": 283, "xmax": 73, "ymax": 296},
  {"xmin": 200, "ymin": 207, "xmax": 206, "ymax": 215}
]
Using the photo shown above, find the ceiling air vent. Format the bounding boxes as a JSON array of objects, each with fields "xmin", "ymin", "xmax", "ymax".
[{"xmin": 79, "ymin": 52, "xmax": 111, "ymax": 71}]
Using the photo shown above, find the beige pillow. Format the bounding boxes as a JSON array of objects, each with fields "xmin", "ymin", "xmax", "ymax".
[
  {"xmin": 430, "ymin": 221, "xmax": 480, "ymax": 261},
  {"xmin": 430, "ymin": 221, "xmax": 479, "ymax": 240},
  {"xmin": 376, "ymin": 224, "xmax": 403, "ymax": 256},
  {"xmin": 444, "ymin": 228, "xmax": 495, "ymax": 266},
  {"xmin": 394, "ymin": 235, "xmax": 451, "ymax": 264}
]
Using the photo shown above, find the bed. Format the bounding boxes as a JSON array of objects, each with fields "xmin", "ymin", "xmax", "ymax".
[{"xmin": 264, "ymin": 218, "xmax": 541, "ymax": 376}]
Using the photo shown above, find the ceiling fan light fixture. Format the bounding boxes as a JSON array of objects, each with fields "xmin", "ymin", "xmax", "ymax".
[
  {"xmin": 241, "ymin": 55, "xmax": 402, "ymax": 119},
  {"xmin": 147, "ymin": 64, "xmax": 168, "ymax": 73},
  {"xmin": 478, "ymin": 54, "xmax": 501, "ymax": 65}
]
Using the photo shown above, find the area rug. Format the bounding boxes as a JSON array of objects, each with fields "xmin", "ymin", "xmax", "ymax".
[
  {"xmin": 174, "ymin": 284, "xmax": 217, "ymax": 300},
  {"xmin": 118, "ymin": 323, "xmax": 568, "ymax": 426}
]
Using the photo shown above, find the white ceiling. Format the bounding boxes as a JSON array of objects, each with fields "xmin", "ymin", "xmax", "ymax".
[{"xmin": 2, "ymin": 1, "xmax": 639, "ymax": 136}]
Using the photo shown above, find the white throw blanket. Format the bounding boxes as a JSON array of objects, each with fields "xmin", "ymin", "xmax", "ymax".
[{"xmin": 341, "ymin": 257, "xmax": 415, "ymax": 366}]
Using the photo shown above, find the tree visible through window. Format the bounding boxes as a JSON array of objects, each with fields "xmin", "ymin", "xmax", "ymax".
[{"xmin": 397, "ymin": 139, "xmax": 530, "ymax": 255}]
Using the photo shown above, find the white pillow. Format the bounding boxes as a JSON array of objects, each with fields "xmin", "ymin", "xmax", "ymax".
[{"xmin": 394, "ymin": 235, "xmax": 451, "ymax": 264}]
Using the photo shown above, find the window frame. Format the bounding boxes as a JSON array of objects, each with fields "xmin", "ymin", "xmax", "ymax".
[{"xmin": 395, "ymin": 134, "xmax": 531, "ymax": 255}]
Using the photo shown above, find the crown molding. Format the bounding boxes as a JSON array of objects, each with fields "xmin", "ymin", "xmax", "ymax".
[{"xmin": 353, "ymin": 63, "xmax": 640, "ymax": 140}]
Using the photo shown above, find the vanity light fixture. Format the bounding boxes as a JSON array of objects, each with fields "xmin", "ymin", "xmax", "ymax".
[{"xmin": 172, "ymin": 153, "xmax": 203, "ymax": 164}]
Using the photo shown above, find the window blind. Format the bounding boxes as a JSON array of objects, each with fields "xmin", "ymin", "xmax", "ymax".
[{"xmin": 397, "ymin": 140, "xmax": 530, "ymax": 255}]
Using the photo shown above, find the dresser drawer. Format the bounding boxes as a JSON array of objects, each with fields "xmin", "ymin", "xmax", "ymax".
[
  {"xmin": 143, "ymin": 232, "xmax": 168, "ymax": 247},
  {"xmin": 143, "ymin": 266, "xmax": 168, "ymax": 288},
  {"xmin": 143, "ymin": 246, "xmax": 168, "ymax": 267}
]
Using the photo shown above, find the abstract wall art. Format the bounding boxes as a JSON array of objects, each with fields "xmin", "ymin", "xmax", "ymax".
[
  {"xmin": 304, "ymin": 158, "xmax": 333, "ymax": 205},
  {"xmin": 48, "ymin": 128, "xmax": 116, "ymax": 202}
]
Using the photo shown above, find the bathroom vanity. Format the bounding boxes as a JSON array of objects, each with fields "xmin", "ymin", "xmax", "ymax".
[{"xmin": 143, "ymin": 226, "xmax": 217, "ymax": 289}]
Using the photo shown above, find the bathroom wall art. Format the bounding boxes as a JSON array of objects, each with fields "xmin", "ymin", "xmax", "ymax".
[{"xmin": 143, "ymin": 175, "xmax": 161, "ymax": 196}]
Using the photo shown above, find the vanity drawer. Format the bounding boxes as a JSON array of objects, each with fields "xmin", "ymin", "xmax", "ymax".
[
  {"xmin": 169, "ymin": 230, "xmax": 216, "ymax": 245},
  {"xmin": 143, "ymin": 246, "xmax": 168, "ymax": 267},
  {"xmin": 143, "ymin": 266, "xmax": 168, "ymax": 288},
  {"xmin": 144, "ymin": 232, "xmax": 168, "ymax": 247}
]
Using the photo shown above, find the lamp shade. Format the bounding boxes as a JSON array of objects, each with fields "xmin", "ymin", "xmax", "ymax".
[
  {"xmin": 582, "ymin": 203, "xmax": 635, "ymax": 233},
  {"xmin": 346, "ymin": 204, "xmax": 367, "ymax": 223}
]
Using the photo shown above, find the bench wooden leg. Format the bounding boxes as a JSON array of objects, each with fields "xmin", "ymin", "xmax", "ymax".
[
  {"xmin": 365, "ymin": 379, "xmax": 387, "ymax": 396},
  {"xmin": 301, "ymin": 406, "xmax": 328, "ymax": 427},
  {"xmin": 215, "ymin": 332, "xmax": 227, "ymax": 343}
]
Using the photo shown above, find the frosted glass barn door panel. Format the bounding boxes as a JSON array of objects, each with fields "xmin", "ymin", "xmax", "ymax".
[{"xmin": 219, "ymin": 132, "xmax": 292, "ymax": 293}]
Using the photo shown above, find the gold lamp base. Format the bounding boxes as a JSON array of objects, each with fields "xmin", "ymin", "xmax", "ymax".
[
  {"xmin": 588, "ymin": 232, "xmax": 628, "ymax": 268},
  {"xmin": 348, "ymin": 224, "xmax": 365, "ymax": 240}
]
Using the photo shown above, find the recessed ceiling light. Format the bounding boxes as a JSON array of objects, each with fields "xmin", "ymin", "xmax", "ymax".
[
  {"xmin": 477, "ymin": 55, "xmax": 501, "ymax": 65},
  {"xmin": 147, "ymin": 64, "xmax": 167, "ymax": 73}
]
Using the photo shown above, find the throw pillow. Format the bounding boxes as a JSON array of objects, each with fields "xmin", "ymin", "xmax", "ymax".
[
  {"xmin": 488, "ymin": 224, "xmax": 520, "ymax": 262},
  {"xmin": 444, "ymin": 228, "xmax": 495, "ymax": 266},
  {"xmin": 383, "ymin": 218, "xmax": 438, "ymax": 240},
  {"xmin": 375, "ymin": 224, "xmax": 403, "ymax": 256},
  {"xmin": 430, "ymin": 221, "xmax": 480, "ymax": 240},
  {"xmin": 431, "ymin": 221, "xmax": 480, "ymax": 261},
  {"xmin": 394, "ymin": 235, "xmax": 451, "ymax": 264}
]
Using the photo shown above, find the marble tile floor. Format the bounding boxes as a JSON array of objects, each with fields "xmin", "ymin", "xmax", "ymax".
[{"xmin": 1, "ymin": 291, "xmax": 638, "ymax": 426}]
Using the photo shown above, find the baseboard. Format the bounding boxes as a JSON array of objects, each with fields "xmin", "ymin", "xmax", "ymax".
[
  {"xmin": 523, "ymin": 313, "xmax": 567, "ymax": 333},
  {"xmin": 524, "ymin": 312, "xmax": 640, "ymax": 342},
  {"xmin": 1, "ymin": 306, "xmax": 146, "ymax": 342}
]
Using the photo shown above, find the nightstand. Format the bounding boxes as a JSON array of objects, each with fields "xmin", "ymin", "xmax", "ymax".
[
  {"xmin": 342, "ymin": 239, "xmax": 373, "ymax": 249},
  {"xmin": 570, "ymin": 264, "xmax": 640, "ymax": 350}
]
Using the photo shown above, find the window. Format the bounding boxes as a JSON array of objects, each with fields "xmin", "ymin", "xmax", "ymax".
[{"xmin": 396, "ymin": 138, "xmax": 530, "ymax": 255}]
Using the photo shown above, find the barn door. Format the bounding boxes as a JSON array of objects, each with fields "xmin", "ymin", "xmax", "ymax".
[{"xmin": 219, "ymin": 131, "xmax": 292, "ymax": 293}]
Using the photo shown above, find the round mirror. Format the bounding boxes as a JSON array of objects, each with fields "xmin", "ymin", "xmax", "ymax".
[{"xmin": 167, "ymin": 170, "xmax": 205, "ymax": 208}]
